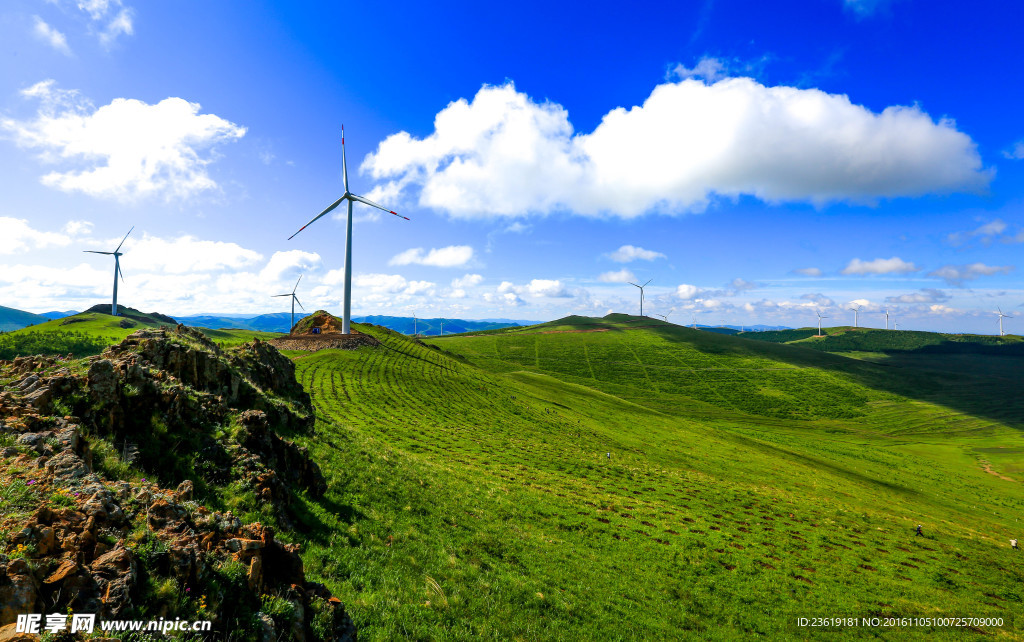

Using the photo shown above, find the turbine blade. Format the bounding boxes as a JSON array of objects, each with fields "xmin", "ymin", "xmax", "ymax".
[
  {"xmin": 342, "ymin": 125, "xmax": 349, "ymax": 193},
  {"xmin": 272, "ymin": 293, "xmax": 292, "ymax": 297},
  {"xmin": 117, "ymin": 260, "xmax": 124, "ymax": 282},
  {"xmin": 288, "ymin": 196, "xmax": 346, "ymax": 240},
  {"xmin": 84, "ymin": 251, "xmax": 114, "ymax": 255},
  {"xmin": 293, "ymin": 274, "xmax": 302, "ymax": 293},
  {"xmin": 294, "ymin": 296, "xmax": 305, "ymax": 311},
  {"xmin": 349, "ymin": 193, "xmax": 410, "ymax": 220},
  {"xmin": 115, "ymin": 226, "xmax": 134, "ymax": 253},
  {"xmin": 643, "ymin": 279, "xmax": 652, "ymax": 287}
]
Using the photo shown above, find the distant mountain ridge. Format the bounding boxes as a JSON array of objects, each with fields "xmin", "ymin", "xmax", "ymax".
[{"xmin": 0, "ymin": 305, "xmax": 49, "ymax": 332}]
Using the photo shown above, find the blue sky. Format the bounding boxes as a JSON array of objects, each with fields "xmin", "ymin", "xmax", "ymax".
[{"xmin": 1, "ymin": 0, "xmax": 1022, "ymax": 333}]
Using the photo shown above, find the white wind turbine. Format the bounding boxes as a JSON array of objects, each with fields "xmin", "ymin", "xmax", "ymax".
[
  {"xmin": 815, "ymin": 309, "xmax": 828, "ymax": 337},
  {"xmin": 273, "ymin": 275, "xmax": 304, "ymax": 333},
  {"xmin": 884, "ymin": 308, "xmax": 890, "ymax": 330},
  {"xmin": 84, "ymin": 226, "xmax": 133, "ymax": 317},
  {"xmin": 288, "ymin": 126, "xmax": 409, "ymax": 335},
  {"xmin": 996, "ymin": 307, "xmax": 1013, "ymax": 336},
  {"xmin": 629, "ymin": 279, "xmax": 652, "ymax": 317},
  {"xmin": 849, "ymin": 304, "xmax": 862, "ymax": 328}
]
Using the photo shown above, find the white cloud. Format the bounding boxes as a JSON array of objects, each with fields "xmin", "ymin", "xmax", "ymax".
[
  {"xmin": 669, "ymin": 57, "xmax": 729, "ymax": 82},
  {"xmin": 1005, "ymin": 141, "xmax": 1024, "ymax": 160},
  {"xmin": 793, "ymin": 267, "xmax": 823, "ymax": 277},
  {"xmin": 886, "ymin": 288, "xmax": 949, "ymax": 304},
  {"xmin": 841, "ymin": 257, "xmax": 919, "ymax": 275},
  {"xmin": 345, "ymin": 273, "xmax": 436, "ymax": 297},
  {"xmin": 451, "ymin": 273, "xmax": 484, "ymax": 288},
  {"xmin": 73, "ymin": 0, "xmax": 134, "ymax": 47},
  {"xmin": 2, "ymin": 80, "xmax": 246, "ymax": 201},
  {"xmin": 947, "ymin": 219, "xmax": 1008, "ymax": 246},
  {"xmin": 61, "ymin": 220, "xmax": 93, "ymax": 236},
  {"xmin": 99, "ymin": 8, "xmax": 133, "ymax": 46},
  {"xmin": 497, "ymin": 279, "xmax": 572, "ymax": 298},
  {"xmin": 676, "ymin": 284, "xmax": 705, "ymax": 299},
  {"xmin": 33, "ymin": 17, "xmax": 72, "ymax": 55},
  {"xmin": 389, "ymin": 245, "xmax": 474, "ymax": 267},
  {"xmin": 258, "ymin": 250, "xmax": 321, "ymax": 283},
  {"xmin": 928, "ymin": 304, "xmax": 959, "ymax": 315},
  {"xmin": 363, "ymin": 79, "xmax": 988, "ymax": 219},
  {"xmin": 800, "ymin": 293, "xmax": 835, "ymax": 306},
  {"xmin": 120, "ymin": 234, "xmax": 264, "ymax": 274},
  {"xmin": 730, "ymin": 278, "xmax": 758, "ymax": 291},
  {"xmin": 0, "ymin": 217, "xmax": 72, "ymax": 253},
  {"xmin": 928, "ymin": 263, "xmax": 1013, "ymax": 286},
  {"xmin": 608, "ymin": 245, "xmax": 666, "ymax": 262},
  {"xmin": 598, "ymin": 269, "xmax": 636, "ymax": 283}
]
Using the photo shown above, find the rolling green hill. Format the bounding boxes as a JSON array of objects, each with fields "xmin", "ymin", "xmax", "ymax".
[
  {"xmin": 743, "ymin": 325, "xmax": 1023, "ymax": 355},
  {"xmin": 274, "ymin": 315, "xmax": 1024, "ymax": 639},
  {"xmin": 4, "ymin": 312, "xmax": 1023, "ymax": 638},
  {"xmin": 0, "ymin": 304, "xmax": 49, "ymax": 332}
]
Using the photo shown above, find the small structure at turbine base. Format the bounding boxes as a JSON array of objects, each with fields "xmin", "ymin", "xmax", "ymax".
[{"xmin": 269, "ymin": 310, "xmax": 380, "ymax": 352}]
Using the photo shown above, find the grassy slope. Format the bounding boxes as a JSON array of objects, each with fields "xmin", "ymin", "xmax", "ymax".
[{"xmin": 286, "ymin": 317, "xmax": 1024, "ymax": 640}]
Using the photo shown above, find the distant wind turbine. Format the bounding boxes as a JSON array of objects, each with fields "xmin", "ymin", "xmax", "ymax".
[
  {"xmin": 84, "ymin": 226, "xmax": 133, "ymax": 317},
  {"xmin": 655, "ymin": 313, "xmax": 668, "ymax": 321},
  {"xmin": 288, "ymin": 126, "xmax": 409, "ymax": 335},
  {"xmin": 815, "ymin": 310, "xmax": 828, "ymax": 337},
  {"xmin": 849, "ymin": 304, "xmax": 862, "ymax": 328},
  {"xmin": 884, "ymin": 308, "xmax": 890, "ymax": 330},
  {"xmin": 996, "ymin": 307, "xmax": 1013, "ymax": 336},
  {"xmin": 273, "ymin": 275, "xmax": 304, "ymax": 332},
  {"xmin": 629, "ymin": 279, "xmax": 652, "ymax": 317}
]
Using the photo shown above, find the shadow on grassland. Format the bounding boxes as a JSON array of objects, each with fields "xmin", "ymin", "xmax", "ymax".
[{"xmin": 648, "ymin": 325, "xmax": 1024, "ymax": 432}]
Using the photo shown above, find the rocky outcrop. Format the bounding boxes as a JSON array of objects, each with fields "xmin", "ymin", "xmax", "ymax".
[{"xmin": 0, "ymin": 329, "xmax": 354, "ymax": 641}]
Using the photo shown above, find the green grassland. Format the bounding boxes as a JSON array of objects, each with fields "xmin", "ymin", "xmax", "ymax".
[
  {"xmin": 0, "ymin": 310, "xmax": 282, "ymax": 358},
  {"xmin": 5, "ymin": 313, "xmax": 1024, "ymax": 638},
  {"xmin": 277, "ymin": 316, "xmax": 1024, "ymax": 640}
]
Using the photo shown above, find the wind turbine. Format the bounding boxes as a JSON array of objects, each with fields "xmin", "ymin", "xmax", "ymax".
[
  {"xmin": 996, "ymin": 308, "xmax": 1013, "ymax": 336},
  {"xmin": 884, "ymin": 308, "xmax": 890, "ymax": 330},
  {"xmin": 629, "ymin": 279, "xmax": 652, "ymax": 317},
  {"xmin": 691, "ymin": 313, "xmax": 699, "ymax": 329},
  {"xmin": 655, "ymin": 313, "xmax": 668, "ymax": 321},
  {"xmin": 288, "ymin": 126, "xmax": 409, "ymax": 335},
  {"xmin": 84, "ymin": 226, "xmax": 133, "ymax": 317},
  {"xmin": 273, "ymin": 275, "xmax": 304, "ymax": 333},
  {"xmin": 849, "ymin": 304, "xmax": 862, "ymax": 328},
  {"xmin": 815, "ymin": 310, "xmax": 828, "ymax": 337}
]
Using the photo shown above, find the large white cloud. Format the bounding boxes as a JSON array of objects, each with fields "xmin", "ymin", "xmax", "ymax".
[
  {"xmin": 363, "ymin": 79, "xmax": 989, "ymax": 219},
  {"xmin": 389, "ymin": 245, "xmax": 474, "ymax": 267},
  {"xmin": 841, "ymin": 257, "xmax": 919, "ymax": 275},
  {"xmin": 2, "ymin": 80, "xmax": 246, "ymax": 201}
]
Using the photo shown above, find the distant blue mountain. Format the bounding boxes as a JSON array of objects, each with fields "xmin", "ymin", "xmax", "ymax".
[
  {"xmin": 173, "ymin": 313, "xmax": 528, "ymax": 335},
  {"xmin": 0, "ymin": 305, "xmax": 49, "ymax": 332},
  {"xmin": 41, "ymin": 310, "xmax": 79, "ymax": 320}
]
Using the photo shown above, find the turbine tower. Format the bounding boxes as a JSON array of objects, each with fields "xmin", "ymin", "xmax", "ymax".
[
  {"xmin": 849, "ymin": 304, "xmax": 862, "ymax": 328},
  {"xmin": 84, "ymin": 226, "xmax": 133, "ymax": 317},
  {"xmin": 288, "ymin": 126, "xmax": 409, "ymax": 334},
  {"xmin": 884, "ymin": 308, "xmax": 890, "ymax": 330},
  {"xmin": 273, "ymin": 275, "xmax": 304, "ymax": 333},
  {"xmin": 996, "ymin": 307, "xmax": 1013, "ymax": 336},
  {"xmin": 629, "ymin": 279, "xmax": 652, "ymax": 317},
  {"xmin": 815, "ymin": 309, "xmax": 828, "ymax": 337}
]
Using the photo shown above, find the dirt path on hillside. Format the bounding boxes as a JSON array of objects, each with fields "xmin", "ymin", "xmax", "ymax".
[{"xmin": 979, "ymin": 459, "xmax": 1018, "ymax": 482}]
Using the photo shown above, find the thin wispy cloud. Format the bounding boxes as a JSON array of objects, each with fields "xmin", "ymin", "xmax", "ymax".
[
  {"xmin": 841, "ymin": 257, "xmax": 919, "ymax": 275},
  {"xmin": 32, "ymin": 17, "xmax": 72, "ymax": 55},
  {"xmin": 608, "ymin": 245, "xmax": 666, "ymax": 262},
  {"xmin": 389, "ymin": 245, "xmax": 474, "ymax": 268},
  {"xmin": 928, "ymin": 263, "xmax": 1013, "ymax": 286}
]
